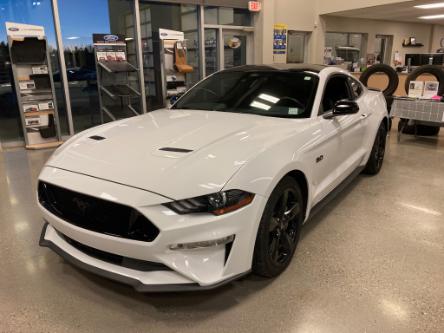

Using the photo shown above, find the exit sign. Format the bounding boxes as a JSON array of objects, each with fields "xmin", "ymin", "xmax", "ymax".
[{"xmin": 248, "ymin": 1, "xmax": 261, "ymax": 12}]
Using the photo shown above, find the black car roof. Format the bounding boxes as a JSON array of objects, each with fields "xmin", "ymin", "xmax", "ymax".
[{"xmin": 222, "ymin": 64, "xmax": 327, "ymax": 73}]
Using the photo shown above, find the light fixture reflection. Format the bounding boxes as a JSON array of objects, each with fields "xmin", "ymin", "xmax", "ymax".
[
  {"xmin": 418, "ymin": 14, "xmax": 444, "ymax": 19},
  {"xmin": 258, "ymin": 93, "xmax": 279, "ymax": 104},
  {"xmin": 250, "ymin": 101, "xmax": 271, "ymax": 110},
  {"xmin": 415, "ymin": 2, "xmax": 444, "ymax": 9}
]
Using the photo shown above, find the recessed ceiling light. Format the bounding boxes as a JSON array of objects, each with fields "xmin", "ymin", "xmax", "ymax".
[
  {"xmin": 415, "ymin": 2, "xmax": 444, "ymax": 9},
  {"xmin": 419, "ymin": 14, "xmax": 444, "ymax": 19}
]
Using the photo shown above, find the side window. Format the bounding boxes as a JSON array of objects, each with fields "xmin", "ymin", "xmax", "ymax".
[
  {"xmin": 321, "ymin": 75, "xmax": 353, "ymax": 113},
  {"xmin": 348, "ymin": 77, "xmax": 363, "ymax": 99}
]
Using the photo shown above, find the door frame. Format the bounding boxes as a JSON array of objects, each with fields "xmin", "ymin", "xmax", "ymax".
[{"xmin": 202, "ymin": 24, "xmax": 254, "ymax": 77}]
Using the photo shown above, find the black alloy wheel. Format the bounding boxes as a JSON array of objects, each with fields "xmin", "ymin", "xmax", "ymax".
[
  {"xmin": 268, "ymin": 189, "xmax": 301, "ymax": 265},
  {"xmin": 253, "ymin": 176, "xmax": 304, "ymax": 277},
  {"xmin": 363, "ymin": 123, "xmax": 387, "ymax": 175}
]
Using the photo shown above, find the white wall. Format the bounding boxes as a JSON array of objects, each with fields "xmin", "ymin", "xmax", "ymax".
[{"xmin": 274, "ymin": 0, "xmax": 316, "ymax": 31}]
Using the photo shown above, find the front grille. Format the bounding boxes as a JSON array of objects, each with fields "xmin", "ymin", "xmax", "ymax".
[
  {"xmin": 38, "ymin": 181, "xmax": 159, "ymax": 242},
  {"xmin": 60, "ymin": 232, "xmax": 171, "ymax": 272}
]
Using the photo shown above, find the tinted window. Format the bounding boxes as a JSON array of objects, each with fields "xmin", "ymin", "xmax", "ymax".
[
  {"xmin": 173, "ymin": 71, "xmax": 319, "ymax": 118},
  {"xmin": 321, "ymin": 75, "xmax": 352, "ymax": 113}
]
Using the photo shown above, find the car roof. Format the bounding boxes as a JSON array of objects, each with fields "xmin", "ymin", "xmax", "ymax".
[{"xmin": 222, "ymin": 64, "xmax": 328, "ymax": 74}]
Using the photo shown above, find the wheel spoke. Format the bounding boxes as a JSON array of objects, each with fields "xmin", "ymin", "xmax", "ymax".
[
  {"xmin": 277, "ymin": 190, "xmax": 289, "ymax": 218},
  {"xmin": 280, "ymin": 233, "xmax": 294, "ymax": 254},
  {"xmin": 269, "ymin": 236, "xmax": 279, "ymax": 261},
  {"xmin": 269, "ymin": 217, "xmax": 280, "ymax": 232},
  {"xmin": 284, "ymin": 202, "xmax": 300, "ymax": 220}
]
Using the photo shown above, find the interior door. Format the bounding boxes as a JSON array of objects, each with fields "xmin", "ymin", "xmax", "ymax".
[
  {"xmin": 287, "ymin": 31, "xmax": 306, "ymax": 63},
  {"xmin": 312, "ymin": 75, "xmax": 366, "ymax": 204}
]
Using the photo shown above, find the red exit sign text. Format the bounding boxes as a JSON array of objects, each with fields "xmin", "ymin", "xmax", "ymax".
[{"xmin": 248, "ymin": 1, "xmax": 262, "ymax": 12}]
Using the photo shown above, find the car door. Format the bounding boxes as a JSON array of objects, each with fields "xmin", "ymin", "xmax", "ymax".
[{"xmin": 311, "ymin": 74, "xmax": 366, "ymax": 204}]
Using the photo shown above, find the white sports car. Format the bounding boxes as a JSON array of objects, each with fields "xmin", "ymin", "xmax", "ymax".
[{"xmin": 38, "ymin": 65, "xmax": 388, "ymax": 291}]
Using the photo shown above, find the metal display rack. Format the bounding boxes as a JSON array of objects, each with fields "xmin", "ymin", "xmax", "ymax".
[
  {"xmin": 6, "ymin": 22, "xmax": 62, "ymax": 149},
  {"xmin": 93, "ymin": 34, "xmax": 142, "ymax": 122}
]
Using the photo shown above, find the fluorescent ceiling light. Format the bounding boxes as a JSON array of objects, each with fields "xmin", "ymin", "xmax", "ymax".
[
  {"xmin": 125, "ymin": 37, "xmax": 134, "ymax": 41},
  {"xmin": 66, "ymin": 36, "xmax": 80, "ymax": 40},
  {"xmin": 415, "ymin": 2, "xmax": 444, "ymax": 9},
  {"xmin": 419, "ymin": 14, "xmax": 444, "ymax": 19}
]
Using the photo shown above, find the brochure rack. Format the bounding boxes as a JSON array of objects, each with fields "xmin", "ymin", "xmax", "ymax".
[
  {"xmin": 93, "ymin": 34, "xmax": 142, "ymax": 121},
  {"xmin": 6, "ymin": 22, "xmax": 62, "ymax": 149}
]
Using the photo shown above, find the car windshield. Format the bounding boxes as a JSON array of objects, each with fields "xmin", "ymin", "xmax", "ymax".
[{"xmin": 172, "ymin": 70, "xmax": 319, "ymax": 118}]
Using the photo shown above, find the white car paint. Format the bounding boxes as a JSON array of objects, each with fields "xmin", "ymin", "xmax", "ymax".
[{"xmin": 38, "ymin": 65, "xmax": 388, "ymax": 291}]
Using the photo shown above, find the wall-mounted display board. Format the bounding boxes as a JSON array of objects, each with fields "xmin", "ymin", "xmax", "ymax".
[
  {"xmin": 159, "ymin": 28, "xmax": 193, "ymax": 105},
  {"xmin": 6, "ymin": 22, "xmax": 62, "ymax": 149},
  {"xmin": 273, "ymin": 23, "xmax": 288, "ymax": 64},
  {"xmin": 93, "ymin": 33, "xmax": 142, "ymax": 121}
]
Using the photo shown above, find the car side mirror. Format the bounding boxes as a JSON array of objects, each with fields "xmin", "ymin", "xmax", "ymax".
[{"xmin": 324, "ymin": 99, "xmax": 359, "ymax": 119}]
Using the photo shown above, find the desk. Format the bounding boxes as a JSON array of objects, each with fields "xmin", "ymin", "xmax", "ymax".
[{"xmin": 391, "ymin": 98, "xmax": 444, "ymax": 142}]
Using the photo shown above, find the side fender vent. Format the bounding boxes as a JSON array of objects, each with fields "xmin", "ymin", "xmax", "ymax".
[
  {"xmin": 159, "ymin": 147, "xmax": 193, "ymax": 153},
  {"xmin": 89, "ymin": 135, "xmax": 106, "ymax": 141}
]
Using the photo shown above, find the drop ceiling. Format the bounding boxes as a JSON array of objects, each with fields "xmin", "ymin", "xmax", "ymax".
[{"xmin": 328, "ymin": 0, "xmax": 444, "ymax": 25}]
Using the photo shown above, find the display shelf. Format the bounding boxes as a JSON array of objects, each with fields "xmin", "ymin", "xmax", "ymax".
[
  {"xmin": 21, "ymin": 94, "xmax": 53, "ymax": 102},
  {"xmin": 26, "ymin": 141, "xmax": 63, "ymax": 150},
  {"xmin": 102, "ymin": 105, "xmax": 139, "ymax": 121},
  {"xmin": 98, "ymin": 61, "xmax": 137, "ymax": 73},
  {"xmin": 24, "ymin": 110, "xmax": 54, "ymax": 117},
  {"xmin": 20, "ymin": 88, "xmax": 52, "ymax": 94},
  {"xmin": 101, "ymin": 84, "xmax": 140, "ymax": 99}
]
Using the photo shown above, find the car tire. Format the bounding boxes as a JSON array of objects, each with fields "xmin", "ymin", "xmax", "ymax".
[
  {"xmin": 359, "ymin": 64, "xmax": 399, "ymax": 97},
  {"xmin": 363, "ymin": 122, "xmax": 387, "ymax": 175},
  {"xmin": 404, "ymin": 65, "xmax": 444, "ymax": 96},
  {"xmin": 252, "ymin": 176, "xmax": 304, "ymax": 278}
]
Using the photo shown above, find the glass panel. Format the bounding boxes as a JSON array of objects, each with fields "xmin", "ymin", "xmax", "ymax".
[
  {"xmin": 58, "ymin": 0, "xmax": 139, "ymax": 131},
  {"xmin": 204, "ymin": 7, "xmax": 251, "ymax": 26},
  {"xmin": 205, "ymin": 28, "xmax": 218, "ymax": 75},
  {"xmin": 107, "ymin": 0, "xmax": 141, "ymax": 120},
  {"xmin": 0, "ymin": 0, "xmax": 68, "ymax": 143},
  {"xmin": 223, "ymin": 32, "xmax": 246, "ymax": 69},
  {"xmin": 139, "ymin": 1, "xmax": 199, "ymax": 110},
  {"xmin": 325, "ymin": 32, "xmax": 364, "ymax": 63}
]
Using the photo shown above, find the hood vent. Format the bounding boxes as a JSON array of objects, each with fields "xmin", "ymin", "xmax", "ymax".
[
  {"xmin": 158, "ymin": 147, "xmax": 193, "ymax": 153},
  {"xmin": 89, "ymin": 135, "xmax": 106, "ymax": 141}
]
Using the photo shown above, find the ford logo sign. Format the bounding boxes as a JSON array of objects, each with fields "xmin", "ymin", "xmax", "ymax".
[
  {"xmin": 8, "ymin": 27, "xmax": 19, "ymax": 32},
  {"xmin": 104, "ymin": 34, "xmax": 119, "ymax": 42}
]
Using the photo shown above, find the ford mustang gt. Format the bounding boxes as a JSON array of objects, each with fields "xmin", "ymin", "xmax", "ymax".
[{"xmin": 38, "ymin": 64, "xmax": 388, "ymax": 291}]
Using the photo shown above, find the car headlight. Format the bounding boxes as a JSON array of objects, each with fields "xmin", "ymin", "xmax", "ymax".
[{"xmin": 164, "ymin": 190, "xmax": 254, "ymax": 216}]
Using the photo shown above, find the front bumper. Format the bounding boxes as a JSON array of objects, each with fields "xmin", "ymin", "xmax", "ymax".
[
  {"xmin": 38, "ymin": 167, "xmax": 266, "ymax": 291},
  {"xmin": 40, "ymin": 223, "xmax": 250, "ymax": 292}
]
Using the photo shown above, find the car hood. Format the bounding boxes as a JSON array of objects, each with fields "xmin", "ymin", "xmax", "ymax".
[{"xmin": 47, "ymin": 109, "xmax": 305, "ymax": 200}]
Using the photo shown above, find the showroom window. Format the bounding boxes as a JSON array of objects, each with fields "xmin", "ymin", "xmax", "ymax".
[
  {"xmin": 204, "ymin": 6, "xmax": 252, "ymax": 26},
  {"xmin": 325, "ymin": 32, "xmax": 367, "ymax": 63},
  {"xmin": 138, "ymin": 1, "xmax": 200, "ymax": 110},
  {"xmin": 0, "ymin": 0, "xmax": 68, "ymax": 144}
]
